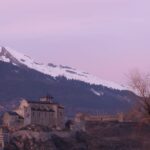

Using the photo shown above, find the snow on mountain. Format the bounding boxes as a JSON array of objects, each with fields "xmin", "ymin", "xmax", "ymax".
[
  {"xmin": 0, "ymin": 46, "xmax": 126, "ymax": 90},
  {"xmin": 91, "ymin": 88, "xmax": 104, "ymax": 96}
]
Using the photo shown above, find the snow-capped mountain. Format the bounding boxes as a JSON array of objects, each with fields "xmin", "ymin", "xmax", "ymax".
[
  {"xmin": 0, "ymin": 46, "xmax": 137, "ymax": 115},
  {"xmin": 0, "ymin": 46, "xmax": 125, "ymax": 90}
]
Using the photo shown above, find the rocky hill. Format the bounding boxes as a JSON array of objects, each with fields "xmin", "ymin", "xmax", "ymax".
[{"xmin": 4, "ymin": 122, "xmax": 150, "ymax": 150}]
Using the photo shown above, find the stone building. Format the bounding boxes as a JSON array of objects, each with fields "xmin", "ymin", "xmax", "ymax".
[
  {"xmin": 24, "ymin": 96, "xmax": 65, "ymax": 129},
  {"xmin": 2, "ymin": 112, "xmax": 24, "ymax": 129},
  {"xmin": 73, "ymin": 112, "xmax": 124, "ymax": 132},
  {"xmin": 0, "ymin": 128, "xmax": 4, "ymax": 150},
  {"xmin": 0, "ymin": 127, "xmax": 10, "ymax": 150}
]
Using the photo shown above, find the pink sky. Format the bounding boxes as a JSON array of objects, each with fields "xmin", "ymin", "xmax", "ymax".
[{"xmin": 0, "ymin": 0, "xmax": 150, "ymax": 84}]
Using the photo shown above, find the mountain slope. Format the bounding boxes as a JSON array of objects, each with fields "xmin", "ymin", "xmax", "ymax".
[
  {"xmin": 0, "ymin": 47, "xmax": 125, "ymax": 90},
  {"xmin": 0, "ymin": 61, "xmax": 136, "ymax": 114},
  {"xmin": 0, "ymin": 46, "xmax": 137, "ymax": 115}
]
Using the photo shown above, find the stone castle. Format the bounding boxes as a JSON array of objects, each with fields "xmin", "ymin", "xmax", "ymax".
[
  {"xmin": 24, "ymin": 96, "xmax": 64, "ymax": 129},
  {"xmin": 2, "ymin": 95, "xmax": 65, "ymax": 130}
]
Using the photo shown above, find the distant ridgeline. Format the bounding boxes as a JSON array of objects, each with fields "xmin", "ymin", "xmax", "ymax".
[{"xmin": 0, "ymin": 47, "xmax": 138, "ymax": 115}]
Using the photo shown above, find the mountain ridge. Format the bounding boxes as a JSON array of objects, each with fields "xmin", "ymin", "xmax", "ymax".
[
  {"xmin": 0, "ymin": 46, "xmax": 125, "ymax": 90},
  {"xmin": 0, "ymin": 46, "xmax": 137, "ymax": 115}
]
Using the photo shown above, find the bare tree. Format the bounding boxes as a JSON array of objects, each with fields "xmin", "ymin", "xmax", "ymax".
[{"xmin": 128, "ymin": 70, "xmax": 150, "ymax": 117}]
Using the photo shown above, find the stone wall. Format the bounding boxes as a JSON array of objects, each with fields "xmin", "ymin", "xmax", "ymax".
[{"xmin": 75, "ymin": 112, "xmax": 124, "ymax": 123}]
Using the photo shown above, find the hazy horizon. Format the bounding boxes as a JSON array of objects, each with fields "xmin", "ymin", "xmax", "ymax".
[{"xmin": 1, "ymin": 0, "xmax": 150, "ymax": 84}]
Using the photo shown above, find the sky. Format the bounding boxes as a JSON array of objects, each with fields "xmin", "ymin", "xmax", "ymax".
[{"xmin": 0, "ymin": 0, "xmax": 150, "ymax": 84}]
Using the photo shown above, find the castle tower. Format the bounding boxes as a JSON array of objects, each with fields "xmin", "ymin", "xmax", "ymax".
[{"xmin": 40, "ymin": 94, "xmax": 54, "ymax": 103}]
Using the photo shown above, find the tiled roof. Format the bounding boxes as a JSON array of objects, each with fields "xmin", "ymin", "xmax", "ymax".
[
  {"xmin": 31, "ymin": 108, "xmax": 55, "ymax": 112},
  {"xmin": 7, "ymin": 111, "xmax": 24, "ymax": 119},
  {"xmin": 27, "ymin": 100, "xmax": 64, "ymax": 110},
  {"xmin": 58, "ymin": 105, "xmax": 64, "ymax": 109},
  {"xmin": 7, "ymin": 111, "xmax": 19, "ymax": 116},
  {"xmin": 28, "ymin": 101, "xmax": 59, "ymax": 105}
]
